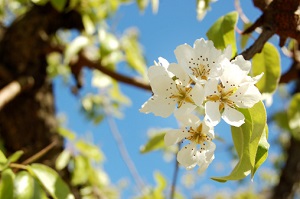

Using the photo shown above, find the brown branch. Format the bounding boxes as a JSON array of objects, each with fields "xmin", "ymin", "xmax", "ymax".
[
  {"xmin": 0, "ymin": 76, "xmax": 34, "ymax": 110},
  {"xmin": 74, "ymin": 52, "xmax": 152, "ymax": 91},
  {"xmin": 241, "ymin": 28, "xmax": 275, "ymax": 60}
]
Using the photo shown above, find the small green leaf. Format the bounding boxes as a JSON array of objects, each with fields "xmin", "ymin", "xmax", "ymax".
[
  {"xmin": 0, "ymin": 169, "xmax": 15, "ymax": 199},
  {"xmin": 55, "ymin": 150, "xmax": 71, "ymax": 170},
  {"xmin": 71, "ymin": 155, "xmax": 89, "ymax": 186},
  {"xmin": 252, "ymin": 42, "xmax": 281, "ymax": 94},
  {"xmin": 50, "ymin": 0, "xmax": 67, "ymax": 11},
  {"xmin": 29, "ymin": 163, "xmax": 74, "ymax": 199},
  {"xmin": 14, "ymin": 171, "xmax": 48, "ymax": 199},
  {"xmin": 287, "ymin": 93, "xmax": 300, "ymax": 140},
  {"xmin": 76, "ymin": 140, "xmax": 104, "ymax": 161},
  {"xmin": 0, "ymin": 150, "xmax": 7, "ymax": 171},
  {"xmin": 136, "ymin": 0, "xmax": 149, "ymax": 11},
  {"xmin": 140, "ymin": 131, "xmax": 166, "ymax": 154},
  {"xmin": 212, "ymin": 101, "xmax": 267, "ymax": 182},
  {"xmin": 206, "ymin": 11, "xmax": 238, "ymax": 58},
  {"xmin": 57, "ymin": 127, "xmax": 76, "ymax": 140},
  {"xmin": 252, "ymin": 125, "xmax": 269, "ymax": 178},
  {"xmin": 8, "ymin": 150, "xmax": 23, "ymax": 163},
  {"xmin": 153, "ymin": 171, "xmax": 166, "ymax": 199}
]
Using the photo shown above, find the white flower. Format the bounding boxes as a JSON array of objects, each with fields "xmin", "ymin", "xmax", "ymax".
[
  {"xmin": 204, "ymin": 55, "xmax": 263, "ymax": 127},
  {"xmin": 174, "ymin": 38, "xmax": 231, "ymax": 84},
  {"xmin": 140, "ymin": 57, "xmax": 204, "ymax": 118},
  {"xmin": 164, "ymin": 114, "xmax": 215, "ymax": 174}
]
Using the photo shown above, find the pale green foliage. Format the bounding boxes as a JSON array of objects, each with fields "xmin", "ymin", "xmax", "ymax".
[
  {"xmin": 252, "ymin": 42, "xmax": 281, "ymax": 94},
  {"xmin": 212, "ymin": 102, "xmax": 267, "ymax": 182},
  {"xmin": 0, "ymin": 169, "xmax": 14, "ymax": 199},
  {"xmin": 206, "ymin": 11, "xmax": 238, "ymax": 58},
  {"xmin": 288, "ymin": 93, "xmax": 300, "ymax": 140}
]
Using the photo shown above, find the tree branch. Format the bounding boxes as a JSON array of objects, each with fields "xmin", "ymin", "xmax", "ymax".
[{"xmin": 0, "ymin": 76, "xmax": 34, "ymax": 110}]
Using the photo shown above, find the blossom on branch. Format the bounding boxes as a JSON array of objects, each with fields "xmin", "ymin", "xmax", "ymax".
[
  {"xmin": 204, "ymin": 55, "xmax": 263, "ymax": 127},
  {"xmin": 174, "ymin": 38, "xmax": 231, "ymax": 84},
  {"xmin": 140, "ymin": 57, "xmax": 204, "ymax": 117},
  {"xmin": 164, "ymin": 114, "xmax": 215, "ymax": 173}
]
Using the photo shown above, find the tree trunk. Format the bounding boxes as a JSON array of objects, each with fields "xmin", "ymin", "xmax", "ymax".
[{"xmin": 0, "ymin": 3, "xmax": 83, "ymax": 197}]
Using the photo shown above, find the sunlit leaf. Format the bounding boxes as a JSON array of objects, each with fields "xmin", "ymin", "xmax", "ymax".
[
  {"xmin": 29, "ymin": 163, "xmax": 74, "ymax": 199},
  {"xmin": 0, "ymin": 150, "xmax": 7, "ymax": 171},
  {"xmin": 76, "ymin": 140, "xmax": 104, "ymax": 161},
  {"xmin": 212, "ymin": 101, "xmax": 267, "ymax": 182},
  {"xmin": 0, "ymin": 169, "xmax": 15, "ymax": 199},
  {"xmin": 252, "ymin": 125, "xmax": 269, "ymax": 178},
  {"xmin": 56, "ymin": 149, "xmax": 71, "ymax": 171},
  {"xmin": 8, "ymin": 150, "xmax": 23, "ymax": 163},
  {"xmin": 71, "ymin": 155, "xmax": 89, "ymax": 186},
  {"xmin": 14, "ymin": 171, "xmax": 47, "ymax": 199},
  {"xmin": 137, "ymin": 0, "xmax": 149, "ymax": 11},
  {"xmin": 252, "ymin": 42, "xmax": 281, "ymax": 94},
  {"xmin": 82, "ymin": 14, "xmax": 95, "ymax": 35},
  {"xmin": 140, "ymin": 131, "xmax": 166, "ymax": 154},
  {"xmin": 288, "ymin": 93, "xmax": 300, "ymax": 140},
  {"xmin": 50, "ymin": 0, "xmax": 67, "ymax": 11},
  {"xmin": 57, "ymin": 127, "xmax": 76, "ymax": 140},
  {"xmin": 206, "ymin": 11, "xmax": 238, "ymax": 58}
]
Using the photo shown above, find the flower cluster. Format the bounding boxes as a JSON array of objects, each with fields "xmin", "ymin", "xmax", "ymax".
[{"xmin": 140, "ymin": 38, "xmax": 262, "ymax": 174}]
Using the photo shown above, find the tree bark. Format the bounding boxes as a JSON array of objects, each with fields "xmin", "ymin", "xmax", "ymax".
[{"xmin": 0, "ymin": 3, "xmax": 83, "ymax": 197}]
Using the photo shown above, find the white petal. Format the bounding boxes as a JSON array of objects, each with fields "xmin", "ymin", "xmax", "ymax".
[
  {"xmin": 230, "ymin": 84, "xmax": 261, "ymax": 108},
  {"xmin": 140, "ymin": 96, "xmax": 176, "ymax": 118},
  {"xmin": 204, "ymin": 141, "xmax": 216, "ymax": 161},
  {"xmin": 201, "ymin": 121, "xmax": 214, "ymax": 139},
  {"xmin": 175, "ymin": 102, "xmax": 196, "ymax": 116},
  {"xmin": 220, "ymin": 61, "xmax": 247, "ymax": 89},
  {"xmin": 174, "ymin": 44, "xmax": 195, "ymax": 67},
  {"xmin": 231, "ymin": 55, "xmax": 251, "ymax": 73},
  {"xmin": 150, "ymin": 75, "xmax": 176, "ymax": 96},
  {"xmin": 205, "ymin": 101, "xmax": 221, "ymax": 126},
  {"xmin": 175, "ymin": 113, "xmax": 201, "ymax": 127},
  {"xmin": 190, "ymin": 83, "xmax": 204, "ymax": 106},
  {"xmin": 222, "ymin": 45, "xmax": 232, "ymax": 60},
  {"xmin": 204, "ymin": 78, "xmax": 220, "ymax": 96},
  {"xmin": 177, "ymin": 143, "xmax": 200, "ymax": 169},
  {"xmin": 222, "ymin": 105, "xmax": 245, "ymax": 127},
  {"xmin": 168, "ymin": 63, "xmax": 190, "ymax": 86},
  {"xmin": 164, "ymin": 129, "xmax": 189, "ymax": 146}
]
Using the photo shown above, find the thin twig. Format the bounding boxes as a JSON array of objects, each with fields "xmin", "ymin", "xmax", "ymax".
[
  {"xmin": 106, "ymin": 114, "xmax": 145, "ymax": 193},
  {"xmin": 21, "ymin": 141, "xmax": 58, "ymax": 165},
  {"xmin": 234, "ymin": 0, "xmax": 250, "ymax": 24},
  {"xmin": 170, "ymin": 143, "xmax": 180, "ymax": 199},
  {"xmin": 0, "ymin": 77, "xmax": 34, "ymax": 110},
  {"xmin": 10, "ymin": 163, "xmax": 28, "ymax": 170}
]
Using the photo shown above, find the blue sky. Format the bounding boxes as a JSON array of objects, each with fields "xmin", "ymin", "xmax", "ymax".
[{"xmin": 53, "ymin": 1, "xmax": 287, "ymax": 198}]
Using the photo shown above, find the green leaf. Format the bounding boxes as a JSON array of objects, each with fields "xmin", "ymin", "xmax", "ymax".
[
  {"xmin": 29, "ymin": 163, "xmax": 74, "ymax": 199},
  {"xmin": 153, "ymin": 171, "xmax": 166, "ymax": 199},
  {"xmin": 71, "ymin": 155, "xmax": 89, "ymax": 186},
  {"xmin": 136, "ymin": 0, "xmax": 149, "ymax": 11},
  {"xmin": 212, "ymin": 101, "xmax": 267, "ymax": 182},
  {"xmin": 287, "ymin": 93, "xmax": 300, "ymax": 140},
  {"xmin": 55, "ymin": 150, "xmax": 71, "ymax": 170},
  {"xmin": 8, "ymin": 150, "xmax": 23, "ymax": 163},
  {"xmin": 57, "ymin": 127, "xmax": 76, "ymax": 140},
  {"xmin": 140, "ymin": 131, "xmax": 166, "ymax": 154},
  {"xmin": 121, "ymin": 29, "xmax": 147, "ymax": 78},
  {"xmin": 0, "ymin": 169, "xmax": 15, "ymax": 199},
  {"xmin": 0, "ymin": 150, "xmax": 7, "ymax": 171},
  {"xmin": 76, "ymin": 140, "xmax": 104, "ymax": 161},
  {"xmin": 252, "ymin": 42, "xmax": 281, "ymax": 94},
  {"xmin": 50, "ymin": 0, "xmax": 67, "ymax": 12},
  {"xmin": 252, "ymin": 125, "xmax": 269, "ymax": 178},
  {"xmin": 14, "ymin": 171, "xmax": 48, "ymax": 199},
  {"xmin": 206, "ymin": 11, "xmax": 238, "ymax": 58}
]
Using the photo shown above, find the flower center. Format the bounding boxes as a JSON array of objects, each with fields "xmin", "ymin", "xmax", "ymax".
[
  {"xmin": 169, "ymin": 84, "xmax": 193, "ymax": 108},
  {"xmin": 191, "ymin": 64, "xmax": 210, "ymax": 80},
  {"xmin": 206, "ymin": 83, "xmax": 237, "ymax": 112},
  {"xmin": 186, "ymin": 124, "xmax": 211, "ymax": 144}
]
